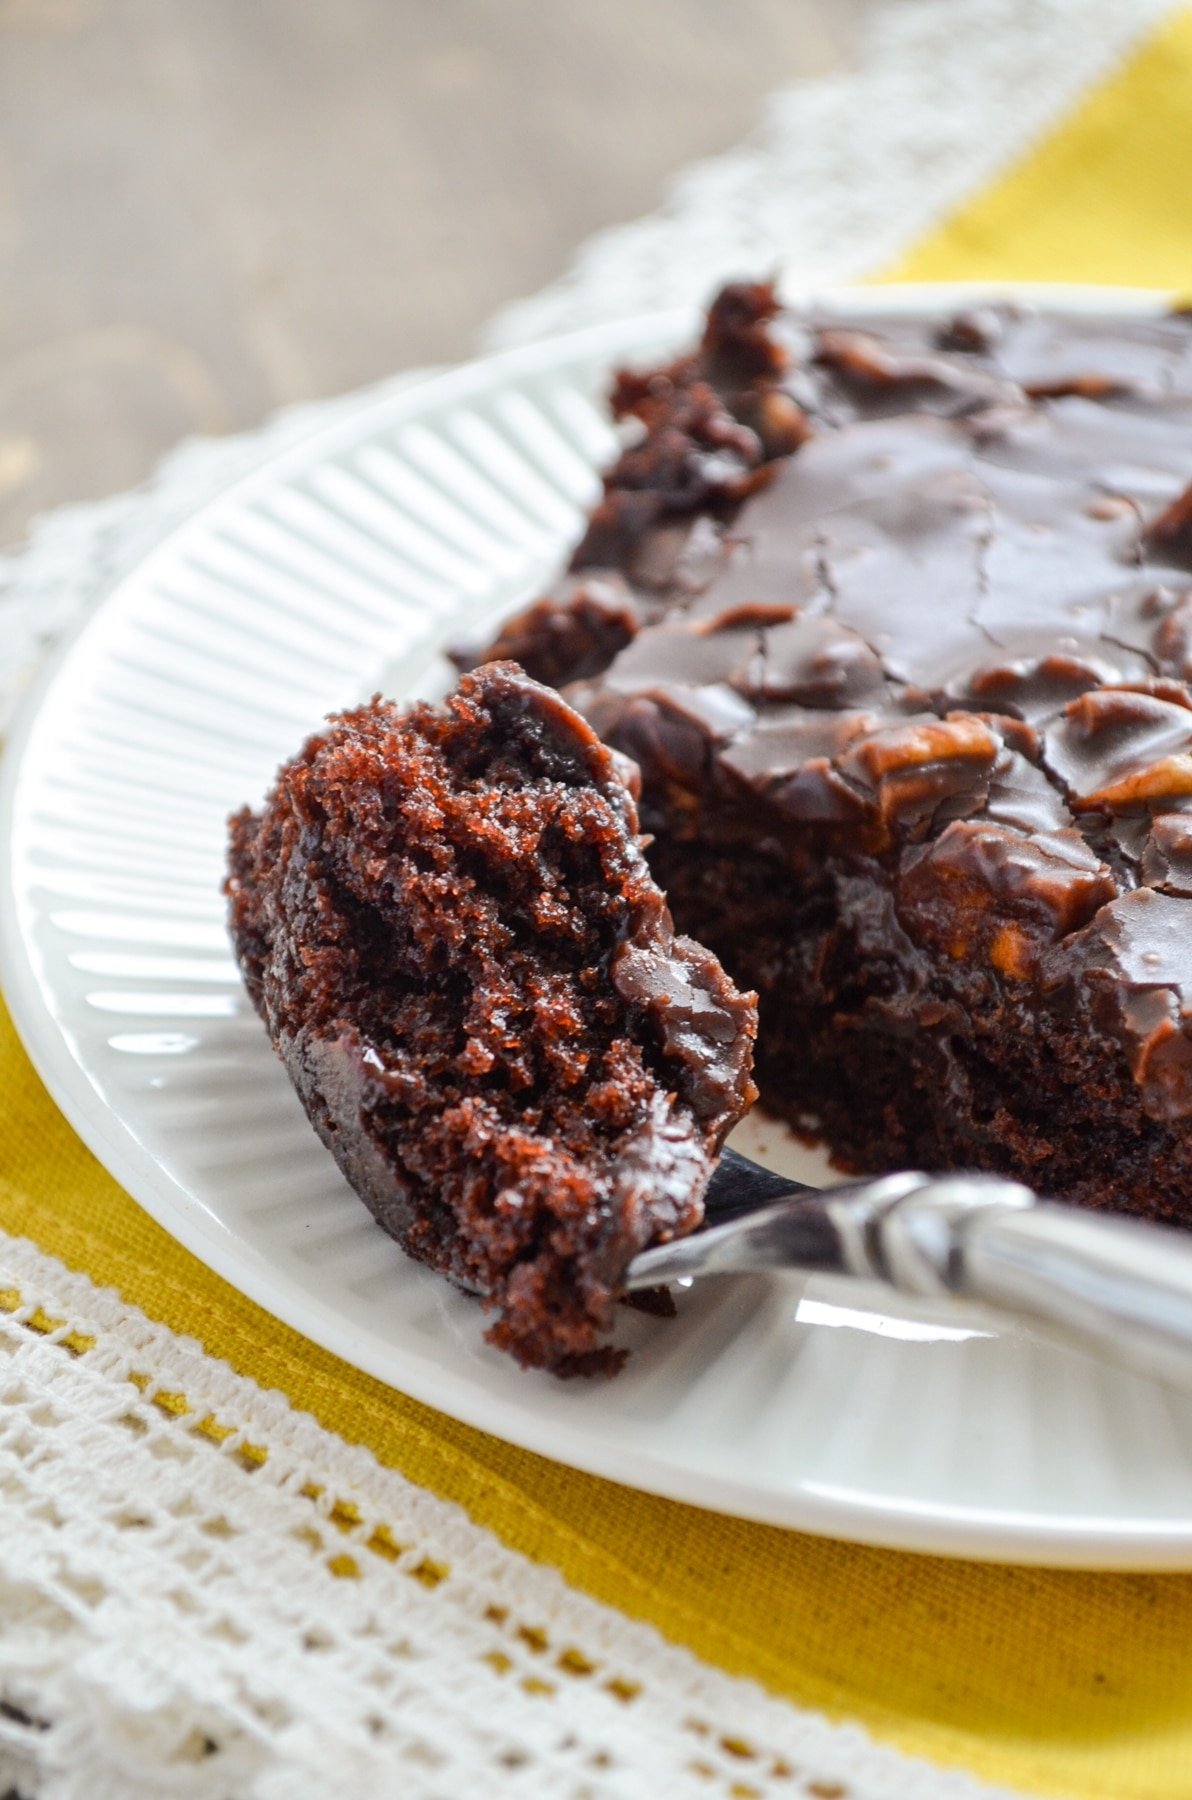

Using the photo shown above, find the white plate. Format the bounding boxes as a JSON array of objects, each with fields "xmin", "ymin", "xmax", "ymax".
[{"xmin": 7, "ymin": 284, "xmax": 1192, "ymax": 1569}]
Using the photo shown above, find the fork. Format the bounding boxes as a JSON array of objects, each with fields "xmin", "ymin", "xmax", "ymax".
[{"xmin": 625, "ymin": 1148, "xmax": 1192, "ymax": 1392}]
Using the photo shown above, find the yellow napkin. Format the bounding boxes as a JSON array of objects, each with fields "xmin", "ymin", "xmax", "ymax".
[
  {"xmin": 8, "ymin": 13, "xmax": 1192, "ymax": 1797},
  {"xmin": 888, "ymin": 6, "xmax": 1192, "ymax": 292}
]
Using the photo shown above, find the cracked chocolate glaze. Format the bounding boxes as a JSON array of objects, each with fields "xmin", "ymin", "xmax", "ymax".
[{"xmin": 471, "ymin": 288, "xmax": 1192, "ymax": 1207}]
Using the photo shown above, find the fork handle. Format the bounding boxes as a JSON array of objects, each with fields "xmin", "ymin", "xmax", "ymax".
[{"xmin": 833, "ymin": 1173, "xmax": 1192, "ymax": 1391}]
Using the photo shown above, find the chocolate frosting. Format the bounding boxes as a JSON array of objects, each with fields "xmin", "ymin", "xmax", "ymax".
[{"xmin": 553, "ymin": 298, "xmax": 1192, "ymax": 1123}]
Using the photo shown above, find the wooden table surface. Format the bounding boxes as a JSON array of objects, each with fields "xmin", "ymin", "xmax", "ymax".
[{"xmin": 0, "ymin": 0, "xmax": 868, "ymax": 547}]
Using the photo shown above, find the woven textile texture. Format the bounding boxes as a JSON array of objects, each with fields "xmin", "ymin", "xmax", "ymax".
[
  {"xmin": 0, "ymin": 1227, "xmax": 1025, "ymax": 1800},
  {"xmin": 4, "ymin": 1, "xmax": 1192, "ymax": 1796}
]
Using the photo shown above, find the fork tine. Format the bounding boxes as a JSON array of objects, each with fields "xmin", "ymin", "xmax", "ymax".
[{"xmin": 702, "ymin": 1146, "xmax": 818, "ymax": 1222}]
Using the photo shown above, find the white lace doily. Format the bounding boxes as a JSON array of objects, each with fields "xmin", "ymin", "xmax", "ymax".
[
  {"xmin": 0, "ymin": 1233, "xmax": 1023, "ymax": 1800},
  {"xmin": 0, "ymin": 0, "xmax": 1177, "ymax": 1792}
]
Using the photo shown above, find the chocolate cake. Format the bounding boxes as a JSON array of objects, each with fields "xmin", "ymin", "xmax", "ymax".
[
  {"xmin": 463, "ymin": 284, "xmax": 1192, "ymax": 1225},
  {"xmin": 226, "ymin": 664, "xmax": 756, "ymax": 1373}
]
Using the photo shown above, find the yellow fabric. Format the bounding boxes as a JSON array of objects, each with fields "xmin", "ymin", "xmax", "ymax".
[
  {"xmin": 886, "ymin": 7, "xmax": 1192, "ymax": 293},
  {"xmin": 7, "ymin": 15, "xmax": 1192, "ymax": 1797}
]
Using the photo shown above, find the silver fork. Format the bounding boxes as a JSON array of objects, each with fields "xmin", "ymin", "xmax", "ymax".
[{"xmin": 625, "ymin": 1148, "xmax": 1192, "ymax": 1392}]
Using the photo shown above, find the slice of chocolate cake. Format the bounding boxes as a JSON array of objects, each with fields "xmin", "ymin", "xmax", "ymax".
[
  {"xmin": 226, "ymin": 664, "xmax": 757, "ymax": 1374},
  {"xmin": 466, "ymin": 285, "xmax": 1192, "ymax": 1226}
]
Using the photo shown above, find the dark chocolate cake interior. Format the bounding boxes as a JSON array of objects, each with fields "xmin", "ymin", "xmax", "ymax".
[{"xmin": 227, "ymin": 663, "xmax": 756, "ymax": 1373}]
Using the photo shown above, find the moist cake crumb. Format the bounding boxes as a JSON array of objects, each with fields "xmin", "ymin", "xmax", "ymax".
[{"xmin": 226, "ymin": 663, "xmax": 757, "ymax": 1374}]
